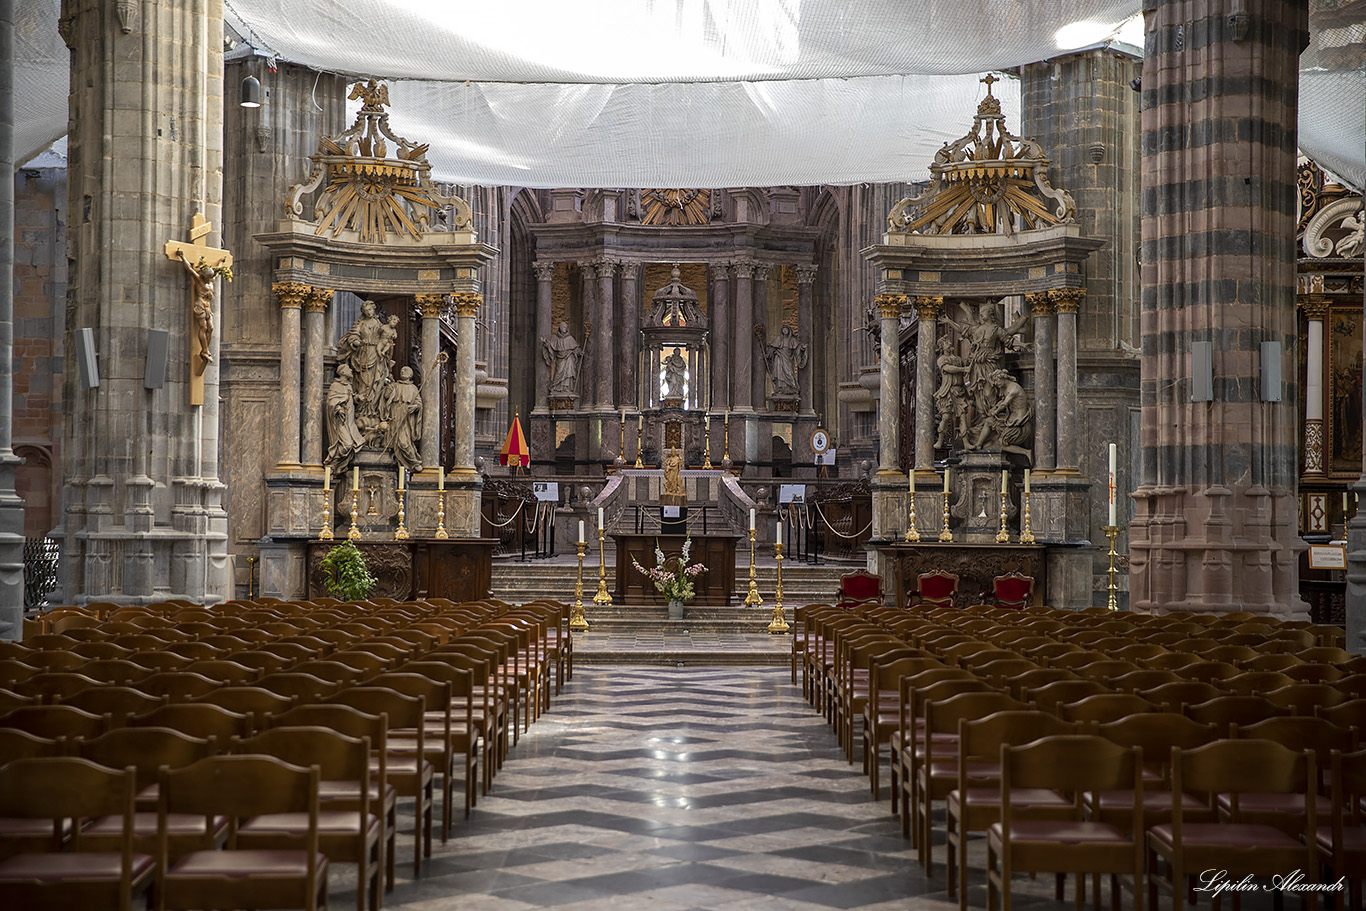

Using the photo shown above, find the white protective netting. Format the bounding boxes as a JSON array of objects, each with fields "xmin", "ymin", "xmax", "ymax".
[{"xmin": 13, "ymin": 0, "xmax": 1366, "ymax": 191}]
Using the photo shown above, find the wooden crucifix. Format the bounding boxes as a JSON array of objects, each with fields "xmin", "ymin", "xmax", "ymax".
[{"xmin": 164, "ymin": 213, "xmax": 233, "ymax": 406}]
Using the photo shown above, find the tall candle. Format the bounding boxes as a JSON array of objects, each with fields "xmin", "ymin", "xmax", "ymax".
[
  {"xmin": 1001, "ymin": 470, "xmax": 1008, "ymax": 494},
  {"xmin": 943, "ymin": 469, "xmax": 950, "ymax": 493},
  {"xmin": 749, "ymin": 508, "xmax": 756, "ymax": 531},
  {"xmin": 323, "ymin": 465, "xmax": 330, "ymax": 491},
  {"xmin": 1023, "ymin": 468, "xmax": 1030, "ymax": 494},
  {"xmin": 438, "ymin": 466, "xmax": 444, "ymax": 491},
  {"xmin": 353, "ymin": 466, "xmax": 360, "ymax": 490},
  {"xmin": 598, "ymin": 507, "xmax": 604, "ymax": 530},
  {"xmin": 578, "ymin": 520, "xmax": 585, "ymax": 544},
  {"xmin": 398, "ymin": 466, "xmax": 405, "ymax": 490},
  {"xmin": 1108, "ymin": 442, "xmax": 1118, "ymax": 525},
  {"xmin": 776, "ymin": 520, "xmax": 783, "ymax": 540}
]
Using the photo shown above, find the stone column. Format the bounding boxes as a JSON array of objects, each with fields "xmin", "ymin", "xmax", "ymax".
[
  {"xmin": 1052, "ymin": 288, "xmax": 1083, "ymax": 472},
  {"xmin": 416, "ymin": 294, "xmax": 446, "ymax": 469},
  {"xmin": 876, "ymin": 294, "xmax": 906, "ymax": 475},
  {"xmin": 301, "ymin": 287, "xmax": 330, "ymax": 468},
  {"xmin": 732, "ymin": 261, "xmax": 755, "ymax": 412},
  {"xmin": 1027, "ymin": 291, "xmax": 1057, "ymax": 471},
  {"xmin": 795, "ymin": 265, "xmax": 818, "ymax": 415},
  {"xmin": 451, "ymin": 294, "xmax": 481, "ymax": 475},
  {"xmin": 1135, "ymin": 0, "xmax": 1307, "ymax": 617},
  {"xmin": 579, "ymin": 262, "xmax": 598, "ymax": 409},
  {"xmin": 618, "ymin": 261, "xmax": 640, "ymax": 409},
  {"xmin": 752, "ymin": 267, "xmax": 769, "ymax": 409},
  {"xmin": 273, "ymin": 282, "xmax": 308, "ymax": 469},
  {"xmin": 532, "ymin": 261, "xmax": 555, "ymax": 414},
  {"xmin": 913, "ymin": 296, "xmax": 941, "ymax": 469},
  {"xmin": 710, "ymin": 263, "xmax": 730, "ymax": 412},
  {"xmin": 595, "ymin": 259, "xmax": 617, "ymax": 410},
  {"xmin": 0, "ymin": 0, "xmax": 21, "ymax": 636},
  {"xmin": 1301, "ymin": 295, "xmax": 1329, "ymax": 475}
]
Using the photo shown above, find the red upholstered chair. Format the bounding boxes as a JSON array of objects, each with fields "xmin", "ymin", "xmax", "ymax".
[
  {"xmin": 835, "ymin": 570, "xmax": 883, "ymax": 610},
  {"xmin": 990, "ymin": 571, "xmax": 1034, "ymax": 609},
  {"xmin": 915, "ymin": 571, "xmax": 959, "ymax": 610}
]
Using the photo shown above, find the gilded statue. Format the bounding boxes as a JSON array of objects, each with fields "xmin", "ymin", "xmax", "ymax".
[{"xmin": 662, "ymin": 448, "xmax": 685, "ymax": 498}]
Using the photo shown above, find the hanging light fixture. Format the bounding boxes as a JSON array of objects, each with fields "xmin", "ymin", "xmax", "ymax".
[{"xmin": 240, "ymin": 74, "xmax": 262, "ymax": 108}]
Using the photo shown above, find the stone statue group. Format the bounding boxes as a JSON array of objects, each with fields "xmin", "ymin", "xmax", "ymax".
[
  {"xmin": 326, "ymin": 300, "xmax": 423, "ymax": 474},
  {"xmin": 933, "ymin": 301, "xmax": 1034, "ymax": 457}
]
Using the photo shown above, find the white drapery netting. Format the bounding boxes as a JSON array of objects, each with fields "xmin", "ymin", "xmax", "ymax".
[{"xmin": 13, "ymin": 0, "xmax": 1366, "ymax": 190}]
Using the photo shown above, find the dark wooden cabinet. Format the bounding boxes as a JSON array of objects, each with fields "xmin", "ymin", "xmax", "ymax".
[
  {"xmin": 612, "ymin": 534, "xmax": 738, "ymax": 605},
  {"xmin": 307, "ymin": 538, "xmax": 495, "ymax": 603}
]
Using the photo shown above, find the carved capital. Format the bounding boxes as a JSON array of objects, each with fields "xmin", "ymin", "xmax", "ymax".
[
  {"xmin": 618, "ymin": 260, "xmax": 641, "ymax": 280},
  {"xmin": 911, "ymin": 295, "xmax": 941, "ymax": 320},
  {"xmin": 732, "ymin": 260, "xmax": 757, "ymax": 281},
  {"xmin": 273, "ymin": 281, "xmax": 311, "ymax": 310},
  {"xmin": 1026, "ymin": 291, "xmax": 1055, "ymax": 315},
  {"xmin": 305, "ymin": 287, "xmax": 334, "ymax": 312},
  {"xmin": 595, "ymin": 258, "xmax": 618, "ymax": 278},
  {"xmin": 578, "ymin": 262, "xmax": 598, "ymax": 281},
  {"xmin": 1050, "ymin": 287, "xmax": 1085, "ymax": 312},
  {"xmin": 1300, "ymin": 295, "xmax": 1330, "ymax": 321},
  {"xmin": 451, "ymin": 293, "xmax": 482, "ymax": 319},
  {"xmin": 877, "ymin": 293, "xmax": 909, "ymax": 320},
  {"xmin": 532, "ymin": 261, "xmax": 556, "ymax": 282},
  {"xmin": 794, "ymin": 264, "xmax": 819, "ymax": 284},
  {"xmin": 415, "ymin": 294, "xmax": 448, "ymax": 318}
]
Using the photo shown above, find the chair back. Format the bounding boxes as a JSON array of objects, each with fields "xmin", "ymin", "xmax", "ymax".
[
  {"xmin": 836, "ymin": 570, "xmax": 883, "ymax": 609},
  {"xmin": 916, "ymin": 571, "xmax": 959, "ymax": 609},
  {"xmin": 990, "ymin": 572, "xmax": 1033, "ymax": 609}
]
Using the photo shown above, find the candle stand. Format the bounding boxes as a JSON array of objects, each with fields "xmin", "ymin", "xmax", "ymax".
[
  {"xmin": 939, "ymin": 489, "xmax": 953, "ymax": 542},
  {"xmin": 435, "ymin": 491, "xmax": 448, "ymax": 539},
  {"xmin": 767, "ymin": 538, "xmax": 789, "ymax": 634},
  {"xmin": 1103, "ymin": 524, "xmax": 1121, "ymax": 611},
  {"xmin": 593, "ymin": 525, "xmax": 613, "ymax": 608},
  {"xmin": 395, "ymin": 486, "xmax": 409, "ymax": 540},
  {"xmin": 996, "ymin": 491, "xmax": 1010, "ymax": 543},
  {"xmin": 743, "ymin": 528, "xmax": 763, "ymax": 609},
  {"xmin": 904, "ymin": 484, "xmax": 920, "ymax": 543},
  {"xmin": 348, "ymin": 485, "xmax": 363, "ymax": 540},
  {"xmin": 1019, "ymin": 491, "xmax": 1035, "ymax": 544},
  {"xmin": 319, "ymin": 487, "xmax": 334, "ymax": 540},
  {"xmin": 569, "ymin": 539, "xmax": 590, "ymax": 631}
]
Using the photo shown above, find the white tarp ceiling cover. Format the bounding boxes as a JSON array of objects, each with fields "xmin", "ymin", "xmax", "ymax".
[{"xmin": 14, "ymin": 0, "xmax": 1366, "ymax": 191}]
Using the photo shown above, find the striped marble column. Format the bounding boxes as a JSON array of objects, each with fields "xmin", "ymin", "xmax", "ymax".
[
  {"xmin": 273, "ymin": 282, "xmax": 308, "ymax": 470},
  {"xmin": 1026, "ymin": 292, "xmax": 1056, "ymax": 472},
  {"xmin": 301, "ymin": 287, "xmax": 331, "ymax": 468},
  {"xmin": 876, "ymin": 294, "xmax": 906, "ymax": 476},
  {"xmin": 710, "ymin": 263, "xmax": 730, "ymax": 413},
  {"xmin": 532, "ymin": 261, "xmax": 555, "ymax": 414},
  {"xmin": 1132, "ymin": 0, "xmax": 1307, "ymax": 617},
  {"xmin": 1300, "ymin": 295, "xmax": 1328, "ymax": 476},
  {"xmin": 1052, "ymin": 287, "xmax": 1084, "ymax": 473},
  {"xmin": 912, "ymin": 296, "xmax": 941, "ymax": 469}
]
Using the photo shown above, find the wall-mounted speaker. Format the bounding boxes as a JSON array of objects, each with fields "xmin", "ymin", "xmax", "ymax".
[
  {"xmin": 144, "ymin": 329, "xmax": 168, "ymax": 389},
  {"xmin": 1191, "ymin": 341, "xmax": 1213, "ymax": 402},
  {"xmin": 76, "ymin": 328, "xmax": 99, "ymax": 389},
  {"xmin": 1260, "ymin": 341, "xmax": 1282, "ymax": 402}
]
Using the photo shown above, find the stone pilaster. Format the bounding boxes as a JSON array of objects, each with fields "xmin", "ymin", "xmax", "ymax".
[
  {"xmin": 710, "ymin": 263, "xmax": 730, "ymax": 413},
  {"xmin": 876, "ymin": 294, "xmax": 906, "ymax": 476},
  {"xmin": 60, "ymin": 0, "xmax": 228, "ymax": 605},
  {"xmin": 579, "ymin": 262, "xmax": 598, "ymax": 409},
  {"xmin": 273, "ymin": 282, "xmax": 308, "ymax": 470},
  {"xmin": 532, "ymin": 261, "xmax": 555, "ymax": 414},
  {"xmin": 0, "ymin": 0, "xmax": 21, "ymax": 637},
  {"xmin": 795, "ymin": 265, "xmax": 818, "ymax": 416},
  {"xmin": 416, "ymin": 294, "xmax": 446, "ymax": 470},
  {"xmin": 618, "ymin": 261, "xmax": 640, "ymax": 409},
  {"xmin": 301, "ymin": 288, "xmax": 330, "ymax": 468},
  {"xmin": 913, "ymin": 296, "xmax": 941, "ymax": 469},
  {"xmin": 1134, "ymin": 0, "xmax": 1307, "ymax": 617},
  {"xmin": 1052, "ymin": 288, "xmax": 1083, "ymax": 473},
  {"xmin": 1300, "ymin": 295, "xmax": 1329, "ymax": 476},
  {"xmin": 595, "ymin": 259, "xmax": 617, "ymax": 410},
  {"xmin": 732, "ymin": 261, "xmax": 755, "ymax": 413}
]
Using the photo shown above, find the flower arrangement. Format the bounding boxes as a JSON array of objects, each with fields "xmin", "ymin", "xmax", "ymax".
[{"xmin": 631, "ymin": 537, "xmax": 707, "ymax": 603}]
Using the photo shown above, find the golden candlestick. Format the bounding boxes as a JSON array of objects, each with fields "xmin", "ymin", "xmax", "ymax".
[
  {"xmin": 593, "ymin": 526, "xmax": 613, "ymax": 607},
  {"xmin": 904, "ymin": 484, "xmax": 920, "ymax": 542},
  {"xmin": 395, "ymin": 486, "xmax": 409, "ymax": 540},
  {"xmin": 319, "ymin": 486, "xmax": 335, "ymax": 540},
  {"xmin": 1103, "ymin": 524, "xmax": 1121, "ymax": 611},
  {"xmin": 723, "ymin": 419, "xmax": 731, "ymax": 462},
  {"xmin": 767, "ymin": 539, "xmax": 789, "ymax": 633},
  {"xmin": 634, "ymin": 414, "xmax": 645, "ymax": 469},
  {"xmin": 702, "ymin": 417, "xmax": 713, "ymax": 470},
  {"xmin": 618, "ymin": 417, "xmax": 627, "ymax": 464},
  {"xmin": 938, "ymin": 489, "xmax": 953, "ymax": 542},
  {"xmin": 743, "ymin": 527, "xmax": 763, "ymax": 608},
  {"xmin": 348, "ymin": 485, "xmax": 363, "ymax": 540},
  {"xmin": 1019, "ymin": 491, "xmax": 1035, "ymax": 543},
  {"xmin": 996, "ymin": 491, "xmax": 1010, "ymax": 543},
  {"xmin": 434, "ymin": 490, "xmax": 449, "ymax": 539},
  {"xmin": 569, "ymin": 540, "xmax": 589, "ymax": 631}
]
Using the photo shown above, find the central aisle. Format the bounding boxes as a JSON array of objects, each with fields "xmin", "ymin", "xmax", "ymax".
[{"xmin": 378, "ymin": 666, "xmax": 943, "ymax": 910}]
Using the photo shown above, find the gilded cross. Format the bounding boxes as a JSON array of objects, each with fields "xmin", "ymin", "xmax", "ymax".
[
  {"xmin": 164, "ymin": 213, "xmax": 233, "ymax": 406},
  {"xmin": 981, "ymin": 73, "xmax": 1000, "ymax": 95}
]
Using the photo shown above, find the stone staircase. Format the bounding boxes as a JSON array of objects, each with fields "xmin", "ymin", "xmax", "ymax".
[{"xmin": 490, "ymin": 558, "xmax": 854, "ymax": 666}]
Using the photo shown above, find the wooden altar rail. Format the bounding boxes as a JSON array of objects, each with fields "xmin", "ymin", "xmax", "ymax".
[{"xmin": 876, "ymin": 542, "xmax": 1047, "ymax": 609}]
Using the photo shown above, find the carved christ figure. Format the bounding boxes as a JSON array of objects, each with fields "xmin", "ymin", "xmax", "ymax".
[
  {"xmin": 175, "ymin": 248, "xmax": 217, "ymax": 374},
  {"xmin": 541, "ymin": 321, "xmax": 583, "ymax": 396}
]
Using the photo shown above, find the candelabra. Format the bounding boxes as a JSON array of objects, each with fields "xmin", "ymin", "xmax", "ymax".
[
  {"xmin": 723, "ymin": 420, "xmax": 732, "ymax": 466},
  {"xmin": 395, "ymin": 485, "xmax": 409, "ymax": 540},
  {"xmin": 593, "ymin": 524, "xmax": 613, "ymax": 607},
  {"xmin": 767, "ymin": 538, "xmax": 789, "ymax": 633},
  {"xmin": 743, "ymin": 527, "xmax": 763, "ymax": 609},
  {"xmin": 1103, "ymin": 524, "xmax": 1121, "ymax": 611},
  {"xmin": 569, "ymin": 539, "xmax": 589, "ymax": 631},
  {"xmin": 996, "ymin": 491, "xmax": 1010, "ymax": 543},
  {"xmin": 634, "ymin": 417, "xmax": 645, "ymax": 469},
  {"xmin": 1019, "ymin": 491, "xmax": 1035, "ymax": 544},
  {"xmin": 702, "ymin": 419, "xmax": 714, "ymax": 470},
  {"xmin": 938, "ymin": 489, "xmax": 953, "ymax": 542},
  {"xmin": 319, "ymin": 487, "xmax": 335, "ymax": 540},
  {"xmin": 347, "ymin": 484, "xmax": 363, "ymax": 540},
  {"xmin": 434, "ymin": 490, "xmax": 448, "ymax": 539},
  {"xmin": 904, "ymin": 484, "xmax": 920, "ymax": 543}
]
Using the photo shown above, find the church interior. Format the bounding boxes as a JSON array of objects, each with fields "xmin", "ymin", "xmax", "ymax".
[{"xmin": 3, "ymin": 1, "xmax": 1366, "ymax": 909}]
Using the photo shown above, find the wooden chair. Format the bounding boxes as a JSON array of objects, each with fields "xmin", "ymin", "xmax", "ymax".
[
  {"xmin": 369, "ymin": 671, "xmax": 467, "ymax": 841},
  {"xmin": 235, "ymin": 727, "xmax": 382, "ymax": 911},
  {"xmin": 987, "ymin": 735, "xmax": 1145, "ymax": 911},
  {"xmin": 990, "ymin": 571, "xmax": 1034, "ymax": 610},
  {"xmin": 192, "ymin": 687, "xmax": 298, "ymax": 729},
  {"xmin": 0, "ymin": 704, "xmax": 110, "ymax": 740},
  {"xmin": 1146, "ymin": 739, "xmax": 1318, "ymax": 910},
  {"xmin": 1024, "ymin": 678, "xmax": 1110, "ymax": 715},
  {"xmin": 129, "ymin": 702, "xmax": 253, "ymax": 742},
  {"xmin": 1059, "ymin": 693, "xmax": 1155, "ymax": 725},
  {"xmin": 1088, "ymin": 713, "xmax": 1220, "ymax": 833},
  {"xmin": 157, "ymin": 755, "xmax": 328, "ymax": 911},
  {"xmin": 1263, "ymin": 682, "xmax": 1349, "ymax": 715},
  {"xmin": 835, "ymin": 569, "xmax": 883, "ymax": 610},
  {"xmin": 916, "ymin": 571, "xmax": 959, "ymax": 610},
  {"xmin": 1316, "ymin": 748, "xmax": 1366, "ymax": 911},
  {"xmin": 57, "ymin": 685, "xmax": 166, "ymax": 723},
  {"xmin": 1228, "ymin": 716, "xmax": 1356, "ymax": 837},
  {"xmin": 1183, "ymin": 695, "xmax": 1289, "ymax": 737},
  {"xmin": 0, "ymin": 757, "xmax": 155, "ymax": 911}
]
